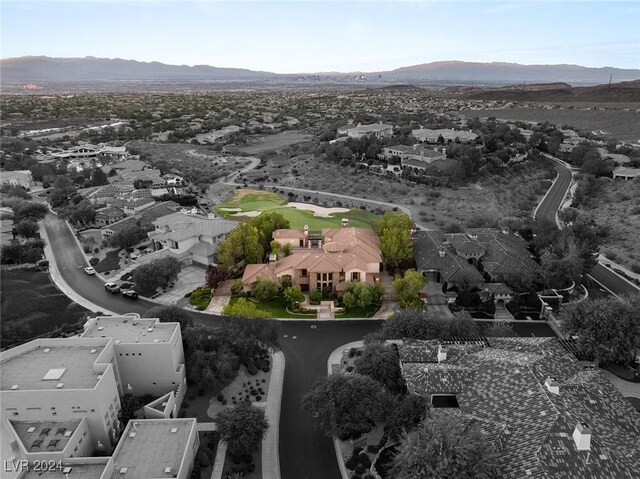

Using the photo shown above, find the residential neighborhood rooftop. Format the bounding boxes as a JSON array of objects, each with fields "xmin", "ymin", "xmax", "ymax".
[
  {"xmin": 399, "ymin": 337, "xmax": 640, "ymax": 478},
  {"xmin": 0, "ymin": 341, "xmax": 108, "ymax": 391},
  {"xmin": 10, "ymin": 419, "xmax": 83, "ymax": 452},
  {"xmin": 81, "ymin": 317, "xmax": 177, "ymax": 344},
  {"xmin": 109, "ymin": 419, "xmax": 196, "ymax": 479}
]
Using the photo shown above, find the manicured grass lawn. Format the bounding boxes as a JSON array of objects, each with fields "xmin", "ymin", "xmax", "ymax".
[
  {"xmin": 335, "ymin": 303, "xmax": 380, "ymax": 318},
  {"xmin": 216, "ymin": 188, "xmax": 381, "ymax": 230},
  {"xmin": 217, "ymin": 189, "xmax": 286, "ymax": 211},
  {"xmin": 227, "ymin": 296, "xmax": 314, "ymax": 319},
  {"xmin": 228, "ymin": 296, "xmax": 380, "ymax": 319}
]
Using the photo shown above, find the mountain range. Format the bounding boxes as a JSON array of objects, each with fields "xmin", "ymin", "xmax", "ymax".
[{"xmin": 2, "ymin": 56, "xmax": 639, "ymax": 85}]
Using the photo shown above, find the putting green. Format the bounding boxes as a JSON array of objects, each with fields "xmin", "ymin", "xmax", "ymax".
[{"xmin": 215, "ymin": 189, "xmax": 381, "ymax": 229}]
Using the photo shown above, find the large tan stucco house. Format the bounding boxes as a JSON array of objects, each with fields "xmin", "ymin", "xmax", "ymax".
[{"xmin": 242, "ymin": 223, "xmax": 382, "ymax": 294}]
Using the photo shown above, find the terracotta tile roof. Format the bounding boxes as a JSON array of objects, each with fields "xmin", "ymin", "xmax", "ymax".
[
  {"xmin": 403, "ymin": 362, "xmax": 475, "ymax": 395},
  {"xmin": 398, "ymin": 336, "xmax": 640, "ymax": 478},
  {"xmin": 399, "ymin": 339, "xmax": 440, "ymax": 362},
  {"xmin": 244, "ymin": 227, "xmax": 381, "ymax": 286},
  {"xmin": 413, "ymin": 229, "xmax": 538, "ymax": 282}
]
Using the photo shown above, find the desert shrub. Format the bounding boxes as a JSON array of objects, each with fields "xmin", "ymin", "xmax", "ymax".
[
  {"xmin": 631, "ymin": 264, "xmax": 640, "ymax": 274},
  {"xmin": 354, "ymin": 464, "xmax": 366, "ymax": 474}
]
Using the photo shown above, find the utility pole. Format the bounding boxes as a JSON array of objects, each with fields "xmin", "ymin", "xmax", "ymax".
[{"xmin": 608, "ymin": 74, "xmax": 613, "ymax": 89}]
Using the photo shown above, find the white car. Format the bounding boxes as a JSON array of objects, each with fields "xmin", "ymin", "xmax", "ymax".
[
  {"xmin": 84, "ymin": 267, "xmax": 96, "ymax": 275},
  {"xmin": 104, "ymin": 282, "xmax": 120, "ymax": 294}
]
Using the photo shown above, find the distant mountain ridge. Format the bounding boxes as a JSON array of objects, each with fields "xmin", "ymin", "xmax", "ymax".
[
  {"xmin": 1, "ymin": 56, "xmax": 639, "ymax": 85},
  {"xmin": 0, "ymin": 56, "xmax": 273, "ymax": 82},
  {"xmin": 379, "ymin": 60, "xmax": 640, "ymax": 84}
]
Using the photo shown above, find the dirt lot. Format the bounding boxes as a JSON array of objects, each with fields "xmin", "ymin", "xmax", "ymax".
[
  {"xmin": 127, "ymin": 140, "xmax": 252, "ymax": 180},
  {"xmin": 582, "ymin": 178, "xmax": 640, "ymax": 271},
  {"xmin": 269, "ymin": 158, "xmax": 553, "ymax": 229},
  {"xmin": 227, "ymin": 131, "xmax": 313, "ymax": 155},
  {"xmin": 459, "ymin": 105, "xmax": 640, "ymax": 143}
]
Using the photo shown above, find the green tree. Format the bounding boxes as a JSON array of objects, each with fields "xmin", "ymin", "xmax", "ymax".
[
  {"xmin": 393, "ymin": 269, "xmax": 425, "ymax": 308},
  {"xmin": 282, "ymin": 243, "xmax": 292, "ymax": 257},
  {"xmin": 249, "ymin": 211, "xmax": 290, "ymax": 251},
  {"xmin": 283, "ymin": 285, "xmax": 304, "ymax": 308},
  {"xmin": 132, "ymin": 257, "xmax": 182, "ymax": 294},
  {"xmin": 385, "ymin": 395, "xmax": 430, "ymax": 441},
  {"xmin": 391, "ymin": 414, "xmax": 499, "ymax": 479},
  {"xmin": 109, "ymin": 225, "xmax": 147, "ymax": 250},
  {"xmin": 541, "ymin": 235, "xmax": 585, "ymax": 288},
  {"xmin": 353, "ymin": 342, "xmax": 404, "ymax": 393},
  {"xmin": 560, "ymin": 296, "xmax": 640, "ymax": 366},
  {"xmin": 378, "ymin": 212, "xmax": 414, "ymax": 272},
  {"xmin": 217, "ymin": 223, "xmax": 263, "ymax": 268},
  {"xmin": 215, "ymin": 403, "xmax": 269, "ymax": 456},
  {"xmin": 342, "ymin": 281, "xmax": 382, "ymax": 309},
  {"xmin": 303, "ymin": 373, "xmax": 388, "ymax": 440},
  {"xmin": 252, "ymin": 276, "xmax": 280, "ymax": 302},
  {"xmin": 145, "ymin": 305, "xmax": 193, "ymax": 329},
  {"xmin": 14, "ymin": 219, "xmax": 39, "ymax": 238},
  {"xmin": 10, "ymin": 200, "xmax": 48, "ymax": 222},
  {"xmin": 90, "ymin": 168, "xmax": 108, "ymax": 186},
  {"xmin": 223, "ymin": 298, "xmax": 273, "ymax": 318}
]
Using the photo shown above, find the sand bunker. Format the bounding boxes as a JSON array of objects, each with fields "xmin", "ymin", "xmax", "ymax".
[
  {"xmin": 232, "ymin": 210, "xmax": 261, "ymax": 217},
  {"xmin": 219, "ymin": 207, "xmax": 242, "ymax": 212},
  {"xmin": 288, "ymin": 202, "xmax": 349, "ymax": 218}
]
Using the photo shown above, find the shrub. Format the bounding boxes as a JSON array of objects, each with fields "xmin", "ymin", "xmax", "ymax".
[
  {"xmin": 631, "ymin": 264, "xmax": 640, "ymax": 274},
  {"xmin": 310, "ymin": 290, "xmax": 322, "ymax": 303},
  {"xmin": 354, "ymin": 464, "xmax": 366, "ymax": 475},
  {"xmin": 252, "ymin": 277, "xmax": 279, "ymax": 302},
  {"xmin": 346, "ymin": 454, "xmax": 360, "ymax": 470},
  {"xmin": 231, "ymin": 279, "xmax": 244, "ymax": 296},
  {"xmin": 89, "ymin": 257, "xmax": 99, "ymax": 266}
]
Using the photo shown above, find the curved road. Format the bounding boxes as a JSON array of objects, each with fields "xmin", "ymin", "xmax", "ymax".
[
  {"xmin": 41, "ymin": 212, "xmax": 383, "ymax": 479},
  {"xmin": 532, "ymin": 158, "xmax": 638, "ymax": 297},
  {"xmin": 533, "ymin": 158, "xmax": 573, "ymax": 224}
]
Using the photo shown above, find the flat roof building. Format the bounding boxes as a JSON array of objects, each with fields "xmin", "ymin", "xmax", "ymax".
[
  {"xmin": 107, "ymin": 419, "xmax": 198, "ymax": 479},
  {"xmin": 1, "ymin": 338, "xmax": 121, "ymax": 455}
]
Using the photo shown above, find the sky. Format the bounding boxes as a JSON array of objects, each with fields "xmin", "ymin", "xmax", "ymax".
[{"xmin": 2, "ymin": 1, "xmax": 639, "ymax": 73}]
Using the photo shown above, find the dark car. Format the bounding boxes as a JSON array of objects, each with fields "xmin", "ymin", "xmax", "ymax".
[{"xmin": 121, "ymin": 289, "xmax": 139, "ymax": 299}]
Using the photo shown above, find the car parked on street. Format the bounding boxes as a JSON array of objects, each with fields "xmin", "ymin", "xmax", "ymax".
[
  {"xmin": 84, "ymin": 266, "xmax": 96, "ymax": 275},
  {"xmin": 121, "ymin": 289, "xmax": 139, "ymax": 299},
  {"xmin": 104, "ymin": 282, "xmax": 120, "ymax": 294}
]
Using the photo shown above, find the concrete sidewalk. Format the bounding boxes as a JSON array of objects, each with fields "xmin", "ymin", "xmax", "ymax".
[{"xmin": 262, "ymin": 351, "xmax": 285, "ymax": 479}]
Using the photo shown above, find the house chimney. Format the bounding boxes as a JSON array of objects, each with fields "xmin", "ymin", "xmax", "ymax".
[
  {"xmin": 573, "ymin": 422, "xmax": 591, "ymax": 451},
  {"xmin": 545, "ymin": 377, "xmax": 560, "ymax": 395},
  {"xmin": 341, "ymin": 218, "xmax": 349, "ymax": 228},
  {"xmin": 438, "ymin": 249, "xmax": 446, "ymax": 258},
  {"xmin": 437, "ymin": 344, "xmax": 448, "ymax": 363}
]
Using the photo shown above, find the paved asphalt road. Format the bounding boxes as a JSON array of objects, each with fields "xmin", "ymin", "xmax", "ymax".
[
  {"xmin": 42, "ymin": 212, "xmax": 385, "ymax": 478},
  {"xmin": 532, "ymin": 161, "xmax": 638, "ymax": 297},
  {"xmin": 279, "ymin": 321, "xmax": 382, "ymax": 479},
  {"xmin": 588, "ymin": 263, "xmax": 640, "ymax": 297},
  {"xmin": 534, "ymin": 160, "xmax": 573, "ymax": 224}
]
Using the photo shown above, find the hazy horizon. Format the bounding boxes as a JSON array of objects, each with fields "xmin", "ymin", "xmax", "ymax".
[{"xmin": 2, "ymin": 1, "xmax": 639, "ymax": 73}]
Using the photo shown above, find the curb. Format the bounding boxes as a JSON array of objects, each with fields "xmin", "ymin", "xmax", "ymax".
[
  {"xmin": 210, "ymin": 441, "xmax": 228, "ymax": 479},
  {"xmin": 327, "ymin": 341, "xmax": 365, "ymax": 479},
  {"xmin": 533, "ymin": 168, "xmax": 560, "ymax": 219},
  {"xmin": 262, "ymin": 351, "xmax": 285, "ymax": 479},
  {"xmin": 39, "ymin": 222, "xmax": 118, "ymax": 315}
]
